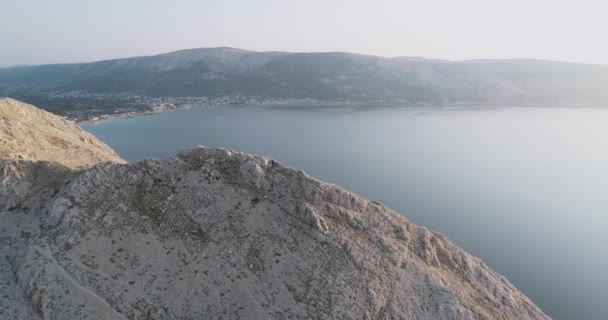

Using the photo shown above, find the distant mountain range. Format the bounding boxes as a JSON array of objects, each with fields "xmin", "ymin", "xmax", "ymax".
[{"xmin": 1, "ymin": 47, "xmax": 608, "ymax": 111}]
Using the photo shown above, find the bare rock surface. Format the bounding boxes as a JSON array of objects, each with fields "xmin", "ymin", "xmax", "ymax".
[
  {"xmin": 0, "ymin": 97, "xmax": 125, "ymax": 170},
  {"xmin": 0, "ymin": 147, "xmax": 549, "ymax": 319},
  {"xmin": 0, "ymin": 100, "xmax": 549, "ymax": 319}
]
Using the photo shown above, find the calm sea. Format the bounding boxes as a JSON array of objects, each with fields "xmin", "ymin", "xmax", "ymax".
[{"xmin": 83, "ymin": 105, "xmax": 608, "ymax": 319}]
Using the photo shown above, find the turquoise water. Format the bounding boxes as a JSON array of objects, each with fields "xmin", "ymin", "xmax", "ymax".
[{"xmin": 84, "ymin": 105, "xmax": 608, "ymax": 319}]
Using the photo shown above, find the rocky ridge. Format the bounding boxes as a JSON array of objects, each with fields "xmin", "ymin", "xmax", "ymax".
[
  {"xmin": 0, "ymin": 97, "xmax": 125, "ymax": 169},
  {"xmin": 0, "ymin": 100, "xmax": 549, "ymax": 319}
]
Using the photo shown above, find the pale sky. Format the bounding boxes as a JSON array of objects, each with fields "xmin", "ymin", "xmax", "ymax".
[{"xmin": 1, "ymin": 0, "xmax": 607, "ymax": 67}]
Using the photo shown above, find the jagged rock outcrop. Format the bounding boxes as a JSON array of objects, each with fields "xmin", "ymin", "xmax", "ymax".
[
  {"xmin": 0, "ymin": 101, "xmax": 549, "ymax": 319},
  {"xmin": 0, "ymin": 97, "xmax": 125, "ymax": 169}
]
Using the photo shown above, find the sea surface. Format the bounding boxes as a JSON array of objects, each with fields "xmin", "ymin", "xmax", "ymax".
[{"xmin": 84, "ymin": 104, "xmax": 608, "ymax": 319}]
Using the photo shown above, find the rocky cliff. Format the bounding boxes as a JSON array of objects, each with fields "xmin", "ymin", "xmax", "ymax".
[{"xmin": 0, "ymin": 100, "xmax": 549, "ymax": 319}]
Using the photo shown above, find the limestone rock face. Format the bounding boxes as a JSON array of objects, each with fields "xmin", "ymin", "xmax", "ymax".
[
  {"xmin": 0, "ymin": 98, "xmax": 125, "ymax": 170},
  {"xmin": 0, "ymin": 100, "xmax": 549, "ymax": 319},
  {"xmin": 0, "ymin": 146, "xmax": 549, "ymax": 320}
]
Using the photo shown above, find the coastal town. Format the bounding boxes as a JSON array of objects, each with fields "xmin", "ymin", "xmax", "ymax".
[
  {"xmin": 2, "ymin": 88, "xmax": 428, "ymax": 123},
  {"xmin": 38, "ymin": 91, "xmax": 334, "ymax": 123}
]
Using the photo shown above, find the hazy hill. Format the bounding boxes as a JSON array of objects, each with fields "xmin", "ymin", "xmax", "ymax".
[
  {"xmin": 0, "ymin": 100, "xmax": 549, "ymax": 319},
  {"xmin": 1, "ymin": 47, "xmax": 607, "ymax": 108}
]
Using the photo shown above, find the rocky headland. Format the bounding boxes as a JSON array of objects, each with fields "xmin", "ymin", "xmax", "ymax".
[{"xmin": 0, "ymin": 98, "xmax": 549, "ymax": 319}]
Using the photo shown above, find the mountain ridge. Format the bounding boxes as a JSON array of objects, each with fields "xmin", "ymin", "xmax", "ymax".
[
  {"xmin": 2, "ymin": 47, "xmax": 607, "ymax": 114},
  {"xmin": 4, "ymin": 47, "xmax": 608, "ymax": 69}
]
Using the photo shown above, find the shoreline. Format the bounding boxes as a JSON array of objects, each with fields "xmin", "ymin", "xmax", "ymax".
[
  {"xmin": 77, "ymin": 108, "xmax": 190, "ymax": 125},
  {"xmin": 76, "ymin": 100, "xmax": 366, "ymax": 124},
  {"xmin": 75, "ymin": 101, "xmax": 456, "ymax": 125},
  {"xmin": 77, "ymin": 101, "xmax": 606, "ymax": 125}
]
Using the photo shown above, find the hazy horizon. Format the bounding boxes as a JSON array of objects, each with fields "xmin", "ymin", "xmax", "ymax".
[{"xmin": 2, "ymin": 0, "xmax": 608, "ymax": 67}]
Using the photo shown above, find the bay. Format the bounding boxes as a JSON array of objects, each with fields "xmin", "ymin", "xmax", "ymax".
[{"xmin": 84, "ymin": 105, "xmax": 608, "ymax": 319}]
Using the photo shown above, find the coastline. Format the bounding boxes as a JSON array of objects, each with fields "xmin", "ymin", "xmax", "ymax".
[
  {"xmin": 75, "ymin": 100, "xmax": 442, "ymax": 124},
  {"xmin": 76, "ymin": 100, "xmax": 361, "ymax": 124},
  {"xmin": 76, "ymin": 101, "xmax": 605, "ymax": 125},
  {"xmin": 76, "ymin": 107, "xmax": 192, "ymax": 125}
]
